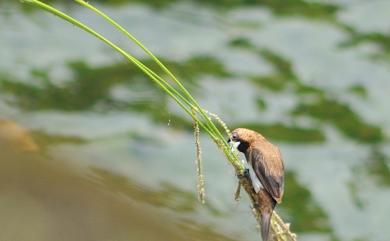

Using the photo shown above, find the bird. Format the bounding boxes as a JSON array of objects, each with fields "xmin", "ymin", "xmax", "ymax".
[{"xmin": 228, "ymin": 128, "xmax": 284, "ymax": 241}]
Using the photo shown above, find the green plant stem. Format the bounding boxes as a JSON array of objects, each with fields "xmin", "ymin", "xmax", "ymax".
[
  {"xmin": 74, "ymin": 0, "xmax": 227, "ymax": 143},
  {"xmin": 22, "ymin": 0, "xmax": 244, "ymax": 176},
  {"xmin": 22, "ymin": 0, "xmax": 242, "ymax": 175},
  {"xmin": 21, "ymin": 0, "xmax": 219, "ymax": 140}
]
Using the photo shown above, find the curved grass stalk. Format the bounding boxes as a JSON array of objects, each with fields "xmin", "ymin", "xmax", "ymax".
[
  {"xmin": 20, "ymin": 0, "xmax": 219, "ymax": 140},
  {"xmin": 74, "ymin": 0, "xmax": 227, "ymax": 143}
]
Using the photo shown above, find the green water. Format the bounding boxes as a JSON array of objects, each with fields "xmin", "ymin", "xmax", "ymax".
[{"xmin": 1, "ymin": 1, "xmax": 390, "ymax": 241}]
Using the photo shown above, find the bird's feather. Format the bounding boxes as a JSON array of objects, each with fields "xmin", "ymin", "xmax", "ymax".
[{"xmin": 247, "ymin": 144, "xmax": 284, "ymax": 203}]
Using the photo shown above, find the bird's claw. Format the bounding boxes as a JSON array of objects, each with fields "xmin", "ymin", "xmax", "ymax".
[
  {"xmin": 235, "ymin": 169, "xmax": 249, "ymax": 201},
  {"xmin": 237, "ymin": 168, "xmax": 250, "ymax": 180}
]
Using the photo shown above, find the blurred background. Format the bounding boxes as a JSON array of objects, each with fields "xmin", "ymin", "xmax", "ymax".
[{"xmin": 1, "ymin": 1, "xmax": 390, "ymax": 241}]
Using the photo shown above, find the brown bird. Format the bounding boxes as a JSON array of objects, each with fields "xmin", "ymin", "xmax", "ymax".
[{"xmin": 228, "ymin": 128, "xmax": 284, "ymax": 241}]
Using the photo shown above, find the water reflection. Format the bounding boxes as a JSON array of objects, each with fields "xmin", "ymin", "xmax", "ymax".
[{"xmin": 1, "ymin": 1, "xmax": 390, "ymax": 241}]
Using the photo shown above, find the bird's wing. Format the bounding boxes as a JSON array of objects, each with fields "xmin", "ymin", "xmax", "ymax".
[{"xmin": 248, "ymin": 145, "xmax": 284, "ymax": 203}]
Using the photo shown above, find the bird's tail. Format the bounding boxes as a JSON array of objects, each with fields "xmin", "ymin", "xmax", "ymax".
[
  {"xmin": 257, "ymin": 190, "xmax": 276, "ymax": 241},
  {"xmin": 261, "ymin": 211, "xmax": 272, "ymax": 241}
]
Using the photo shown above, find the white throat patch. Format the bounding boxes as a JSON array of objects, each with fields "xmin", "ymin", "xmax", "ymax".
[{"xmin": 230, "ymin": 141, "xmax": 241, "ymax": 152}]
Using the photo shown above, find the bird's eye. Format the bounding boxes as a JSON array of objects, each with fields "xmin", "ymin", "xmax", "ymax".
[{"xmin": 232, "ymin": 132, "xmax": 239, "ymax": 141}]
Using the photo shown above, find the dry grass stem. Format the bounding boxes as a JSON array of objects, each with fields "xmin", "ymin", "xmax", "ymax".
[{"xmin": 193, "ymin": 118, "xmax": 206, "ymax": 204}]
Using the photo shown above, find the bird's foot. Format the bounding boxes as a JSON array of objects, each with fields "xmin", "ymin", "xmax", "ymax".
[{"xmin": 237, "ymin": 168, "xmax": 250, "ymax": 180}]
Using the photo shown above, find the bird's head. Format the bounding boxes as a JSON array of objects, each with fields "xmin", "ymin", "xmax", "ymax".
[{"xmin": 228, "ymin": 128, "xmax": 260, "ymax": 153}]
